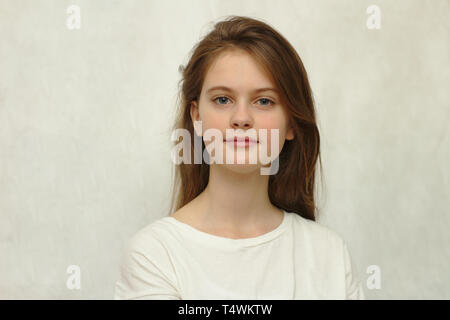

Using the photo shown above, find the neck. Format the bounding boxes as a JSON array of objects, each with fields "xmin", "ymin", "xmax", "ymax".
[{"xmin": 195, "ymin": 163, "xmax": 281, "ymax": 231}]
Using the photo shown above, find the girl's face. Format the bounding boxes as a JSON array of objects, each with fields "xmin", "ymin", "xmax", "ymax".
[{"xmin": 190, "ymin": 48, "xmax": 294, "ymax": 174}]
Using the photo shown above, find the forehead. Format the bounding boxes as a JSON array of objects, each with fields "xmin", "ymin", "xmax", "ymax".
[{"xmin": 202, "ymin": 49, "xmax": 276, "ymax": 90}]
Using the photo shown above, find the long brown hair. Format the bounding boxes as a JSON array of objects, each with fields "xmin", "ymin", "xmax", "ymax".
[{"xmin": 167, "ymin": 15, "xmax": 324, "ymax": 221}]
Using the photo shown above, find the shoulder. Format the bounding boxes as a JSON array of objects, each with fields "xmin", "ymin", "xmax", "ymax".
[
  {"xmin": 115, "ymin": 217, "xmax": 182, "ymax": 299},
  {"xmin": 118, "ymin": 217, "xmax": 180, "ymax": 282},
  {"xmin": 289, "ymin": 212, "xmax": 354, "ymax": 278},
  {"xmin": 289, "ymin": 212, "xmax": 346, "ymax": 250},
  {"xmin": 125, "ymin": 217, "xmax": 176, "ymax": 254},
  {"xmin": 288, "ymin": 212, "xmax": 365, "ymax": 299}
]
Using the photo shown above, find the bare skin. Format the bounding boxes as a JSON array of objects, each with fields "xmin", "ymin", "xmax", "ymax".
[
  {"xmin": 171, "ymin": 189, "xmax": 284, "ymax": 239},
  {"xmin": 171, "ymin": 48, "xmax": 294, "ymax": 239}
]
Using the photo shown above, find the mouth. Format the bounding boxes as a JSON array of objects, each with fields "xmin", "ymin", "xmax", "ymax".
[
  {"xmin": 224, "ymin": 137, "xmax": 259, "ymax": 143},
  {"xmin": 223, "ymin": 137, "xmax": 259, "ymax": 148}
]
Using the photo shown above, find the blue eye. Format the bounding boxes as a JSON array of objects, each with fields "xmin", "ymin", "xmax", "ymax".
[
  {"xmin": 257, "ymin": 98, "xmax": 274, "ymax": 106},
  {"xmin": 214, "ymin": 96, "xmax": 230, "ymax": 105},
  {"xmin": 213, "ymin": 96, "xmax": 275, "ymax": 106}
]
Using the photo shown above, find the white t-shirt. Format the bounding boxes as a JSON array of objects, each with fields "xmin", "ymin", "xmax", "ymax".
[{"xmin": 114, "ymin": 210, "xmax": 365, "ymax": 300}]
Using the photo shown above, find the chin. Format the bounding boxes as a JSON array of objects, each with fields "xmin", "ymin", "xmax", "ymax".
[{"xmin": 220, "ymin": 162, "xmax": 262, "ymax": 175}]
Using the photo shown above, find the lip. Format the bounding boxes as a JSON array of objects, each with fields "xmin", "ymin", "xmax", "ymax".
[{"xmin": 224, "ymin": 137, "xmax": 258, "ymax": 147}]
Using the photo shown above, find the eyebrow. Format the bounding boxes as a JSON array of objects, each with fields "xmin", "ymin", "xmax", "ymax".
[{"xmin": 206, "ymin": 86, "xmax": 279, "ymax": 95}]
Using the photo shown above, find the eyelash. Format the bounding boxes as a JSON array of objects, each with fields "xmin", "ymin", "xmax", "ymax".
[{"xmin": 212, "ymin": 96, "xmax": 275, "ymax": 107}]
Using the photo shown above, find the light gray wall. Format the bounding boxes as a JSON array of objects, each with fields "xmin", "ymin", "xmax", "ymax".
[{"xmin": 0, "ymin": 0, "xmax": 448, "ymax": 299}]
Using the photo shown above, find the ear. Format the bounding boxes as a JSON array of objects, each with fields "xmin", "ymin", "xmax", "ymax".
[
  {"xmin": 190, "ymin": 100, "xmax": 202, "ymax": 137},
  {"xmin": 286, "ymin": 125, "xmax": 295, "ymax": 141}
]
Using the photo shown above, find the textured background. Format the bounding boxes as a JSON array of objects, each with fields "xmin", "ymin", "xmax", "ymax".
[{"xmin": 0, "ymin": 0, "xmax": 449, "ymax": 299}]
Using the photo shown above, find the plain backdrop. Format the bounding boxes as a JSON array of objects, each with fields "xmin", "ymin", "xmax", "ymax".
[{"xmin": 0, "ymin": 0, "xmax": 449, "ymax": 299}]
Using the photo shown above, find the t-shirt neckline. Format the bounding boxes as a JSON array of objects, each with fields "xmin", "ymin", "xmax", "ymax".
[{"xmin": 164, "ymin": 210, "xmax": 289, "ymax": 249}]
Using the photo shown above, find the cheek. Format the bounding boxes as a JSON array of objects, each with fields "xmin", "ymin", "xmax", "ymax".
[
  {"xmin": 200, "ymin": 107, "xmax": 225, "ymax": 132},
  {"xmin": 199, "ymin": 108, "xmax": 227, "ymax": 146},
  {"xmin": 257, "ymin": 115, "xmax": 287, "ymax": 143}
]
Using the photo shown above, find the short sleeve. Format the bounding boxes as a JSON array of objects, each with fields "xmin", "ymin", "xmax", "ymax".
[
  {"xmin": 343, "ymin": 242, "xmax": 365, "ymax": 300},
  {"xmin": 114, "ymin": 231, "xmax": 181, "ymax": 300}
]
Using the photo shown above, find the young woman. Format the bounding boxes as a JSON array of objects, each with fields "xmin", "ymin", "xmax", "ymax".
[{"xmin": 114, "ymin": 15, "xmax": 365, "ymax": 300}]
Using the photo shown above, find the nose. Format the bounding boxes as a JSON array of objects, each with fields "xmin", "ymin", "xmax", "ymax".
[{"xmin": 230, "ymin": 104, "xmax": 254, "ymax": 130}]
